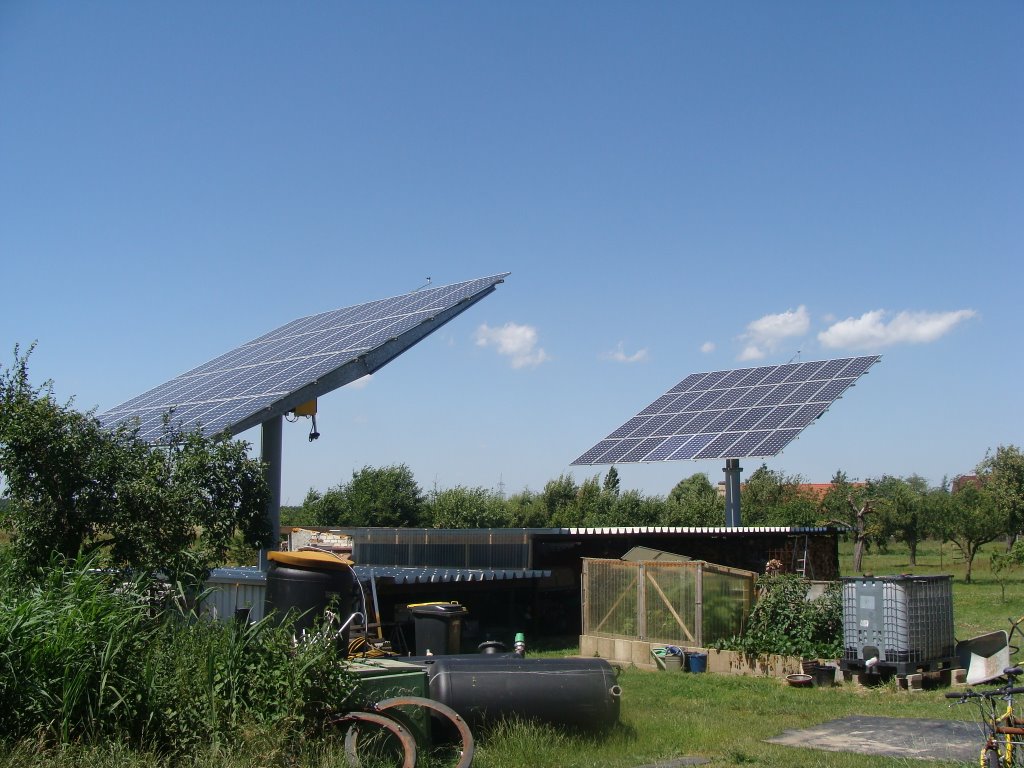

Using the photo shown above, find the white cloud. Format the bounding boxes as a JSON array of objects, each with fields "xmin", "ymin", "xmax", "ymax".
[
  {"xmin": 737, "ymin": 306, "xmax": 810, "ymax": 359},
  {"xmin": 700, "ymin": 341, "xmax": 715, "ymax": 354},
  {"xmin": 345, "ymin": 374, "xmax": 372, "ymax": 390},
  {"xmin": 602, "ymin": 341, "xmax": 649, "ymax": 364},
  {"xmin": 474, "ymin": 322, "xmax": 550, "ymax": 369},
  {"xmin": 818, "ymin": 309, "xmax": 977, "ymax": 350}
]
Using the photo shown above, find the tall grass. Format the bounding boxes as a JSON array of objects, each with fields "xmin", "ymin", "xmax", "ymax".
[{"xmin": 0, "ymin": 551, "xmax": 357, "ymax": 756}]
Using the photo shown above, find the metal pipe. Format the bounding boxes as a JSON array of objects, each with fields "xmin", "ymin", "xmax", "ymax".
[
  {"xmin": 724, "ymin": 458, "xmax": 742, "ymax": 527},
  {"xmin": 259, "ymin": 415, "xmax": 283, "ymax": 571}
]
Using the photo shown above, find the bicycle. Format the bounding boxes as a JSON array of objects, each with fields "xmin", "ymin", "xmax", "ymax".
[{"xmin": 946, "ymin": 666, "xmax": 1024, "ymax": 767}]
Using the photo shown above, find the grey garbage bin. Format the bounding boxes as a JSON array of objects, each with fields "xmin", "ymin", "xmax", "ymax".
[{"xmin": 409, "ymin": 602, "xmax": 467, "ymax": 655}]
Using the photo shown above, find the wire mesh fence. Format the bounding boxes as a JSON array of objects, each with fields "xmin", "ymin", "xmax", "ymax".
[{"xmin": 582, "ymin": 558, "xmax": 756, "ymax": 647}]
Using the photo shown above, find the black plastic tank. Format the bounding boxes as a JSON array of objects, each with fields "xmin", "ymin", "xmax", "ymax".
[
  {"xmin": 264, "ymin": 550, "xmax": 354, "ymax": 636},
  {"xmin": 411, "ymin": 656, "xmax": 621, "ymax": 731}
]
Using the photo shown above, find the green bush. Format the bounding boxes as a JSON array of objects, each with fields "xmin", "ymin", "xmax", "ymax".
[
  {"xmin": 714, "ymin": 573, "xmax": 843, "ymax": 659},
  {"xmin": 0, "ymin": 553, "xmax": 356, "ymax": 755}
]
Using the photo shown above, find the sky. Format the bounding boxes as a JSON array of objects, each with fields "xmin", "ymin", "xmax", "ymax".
[{"xmin": 1, "ymin": 2, "xmax": 1021, "ymax": 506}]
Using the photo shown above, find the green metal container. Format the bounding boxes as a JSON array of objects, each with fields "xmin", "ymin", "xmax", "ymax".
[{"xmin": 346, "ymin": 659, "xmax": 431, "ymax": 746}]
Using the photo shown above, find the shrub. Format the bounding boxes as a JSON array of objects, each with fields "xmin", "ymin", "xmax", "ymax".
[
  {"xmin": 0, "ymin": 553, "xmax": 356, "ymax": 754},
  {"xmin": 714, "ymin": 573, "xmax": 843, "ymax": 659}
]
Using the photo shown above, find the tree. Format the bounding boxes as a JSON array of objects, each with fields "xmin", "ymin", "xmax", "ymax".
[
  {"xmin": 504, "ymin": 489, "xmax": 549, "ymax": 527},
  {"xmin": 311, "ymin": 465, "xmax": 425, "ymax": 527},
  {"xmin": 665, "ymin": 473, "xmax": 722, "ymax": 526},
  {"xmin": 741, "ymin": 464, "xmax": 816, "ymax": 525},
  {"xmin": 426, "ymin": 485, "xmax": 510, "ymax": 528},
  {"xmin": 937, "ymin": 480, "xmax": 1004, "ymax": 583},
  {"xmin": 977, "ymin": 445, "xmax": 1024, "ymax": 543},
  {"xmin": 0, "ymin": 346, "xmax": 270, "ymax": 580},
  {"xmin": 602, "ymin": 466, "xmax": 621, "ymax": 498},
  {"xmin": 821, "ymin": 471, "xmax": 878, "ymax": 573},
  {"xmin": 541, "ymin": 474, "xmax": 581, "ymax": 528},
  {"xmin": 576, "ymin": 475, "xmax": 614, "ymax": 526},
  {"xmin": 874, "ymin": 474, "xmax": 930, "ymax": 566}
]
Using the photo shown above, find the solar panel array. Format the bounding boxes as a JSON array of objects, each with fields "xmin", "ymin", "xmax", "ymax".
[
  {"xmin": 99, "ymin": 273, "xmax": 509, "ymax": 441},
  {"xmin": 571, "ymin": 355, "xmax": 880, "ymax": 465}
]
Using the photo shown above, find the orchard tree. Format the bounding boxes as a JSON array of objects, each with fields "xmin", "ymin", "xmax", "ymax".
[
  {"xmin": 541, "ymin": 474, "xmax": 581, "ymax": 527},
  {"xmin": 875, "ymin": 475, "xmax": 930, "ymax": 566},
  {"xmin": 602, "ymin": 466, "xmax": 621, "ymax": 498},
  {"xmin": 937, "ymin": 479, "xmax": 1004, "ymax": 583},
  {"xmin": 821, "ymin": 470, "xmax": 878, "ymax": 573},
  {"xmin": 741, "ymin": 464, "xmax": 816, "ymax": 525},
  {"xmin": 0, "ymin": 346, "xmax": 270, "ymax": 580},
  {"xmin": 666, "ymin": 473, "xmax": 722, "ymax": 526},
  {"xmin": 977, "ymin": 445, "xmax": 1024, "ymax": 543},
  {"xmin": 426, "ymin": 485, "xmax": 510, "ymax": 528},
  {"xmin": 310, "ymin": 464, "xmax": 424, "ymax": 527}
]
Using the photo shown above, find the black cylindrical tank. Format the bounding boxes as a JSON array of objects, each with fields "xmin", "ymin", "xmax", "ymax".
[
  {"xmin": 412, "ymin": 656, "xmax": 621, "ymax": 731},
  {"xmin": 264, "ymin": 552, "xmax": 354, "ymax": 635}
]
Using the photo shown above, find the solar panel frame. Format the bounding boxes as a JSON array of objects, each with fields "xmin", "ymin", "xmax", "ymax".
[
  {"xmin": 98, "ymin": 273, "xmax": 509, "ymax": 442},
  {"xmin": 570, "ymin": 354, "xmax": 880, "ymax": 465}
]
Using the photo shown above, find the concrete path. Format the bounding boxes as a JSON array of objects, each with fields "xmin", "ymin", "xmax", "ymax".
[{"xmin": 766, "ymin": 715, "xmax": 981, "ymax": 762}]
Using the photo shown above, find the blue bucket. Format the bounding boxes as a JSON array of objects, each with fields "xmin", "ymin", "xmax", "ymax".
[{"xmin": 687, "ymin": 652, "xmax": 708, "ymax": 674}]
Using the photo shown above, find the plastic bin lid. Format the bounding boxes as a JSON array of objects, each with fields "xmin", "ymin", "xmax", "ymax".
[
  {"xmin": 408, "ymin": 601, "xmax": 468, "ymax": 615},
  {"xmin": 267, "ymin": 549, "xmax": 353, "ymax": 571}
]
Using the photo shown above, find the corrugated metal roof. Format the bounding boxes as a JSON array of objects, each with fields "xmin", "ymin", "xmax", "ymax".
[
  {"xmin": 559, "ymin": 525, "xmax": 836, "ymax": 535},
  {"xmin": 207, "ymin": 566, "xmax": 550, "ymax": 586},
  {"xmin": 355, "ymin": 566, "xmax": 551, "ymax": 584},
  {"xmin": 337, "ymin": 525, "xmax": 842, "ymax": 538}
]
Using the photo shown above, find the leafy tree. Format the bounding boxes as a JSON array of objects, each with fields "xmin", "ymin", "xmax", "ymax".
[
  {"xmin": 542, "ymin": 474, "xmax": 581, "ymax": 527},
  {"xmin": 310, "ymin": 465, "xmax": 424, "ymax": 527},
  {"xmin": 741, "ymin": 464, "xmax": 816, "ymax": 526},
  {"xmin": 576, "ymin": 476, "xmax": 614, "ymax": 526},
  {"xmin": 612, "ymin": 489, "xmax": 665, "ymax": 526},
  {"xmin": 0, "ymin": 346, "xmax": 270, "ymax": 580},
  {"xmin": 426, "ymin": 485, "xmax": 511, "ymax": 528},
  {"xmin": 874, "ymin": 474, "xmax": 930, "ymax": 566},
  {"xmin": 665, "ymin": 473, "xmax": 722, "ymax": 526},
  {"xmin": 602, "ymin": 466, "xmax": 621, "ymax": 498},
  {"xmin": 978, "ymin": 445, "xmax": 1024, "ymax": 542},
  {"xmin": 504, "ymin": 489, "xmax": 549, "ymax": 527},
  {"xmin": 936, "ymin": 480, "xmax": 1004, "ymax": 583},
  {"xmin": 992, "ymin": 538, "xmax": 1024, "ymax": 602}
]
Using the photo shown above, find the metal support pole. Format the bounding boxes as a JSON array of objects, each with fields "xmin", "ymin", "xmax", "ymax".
[
  {"xmin": 258, "ymin": 415, "xmax": 283, "ymax": 571},
  {"xmin": 724, "ymin": 458, "xmax": 742, "ymax": 528}
]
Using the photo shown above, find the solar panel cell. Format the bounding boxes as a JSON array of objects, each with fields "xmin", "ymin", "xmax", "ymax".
[
  {"xmin": 701, "ymin": 408, "xmax": 746, "ymax": 433},
  {"xmin": 620, "ymin": 436, "xmax": 669, "ymax": 462},
  {"xmin": 668, "ymin": 433, "xmax": 715, "ymax": 460},
  {"xmin": 669, "ymin": 373, "xmax": 709, "ymax": 393},
  {"xmin": 645, "ymin": 434, "xmax": 695, "ymax": 460},
  {"xmin": 783, "ymin": 380, "xmax": 828, "ymax": 404},
  {"xmin": 694, "ymin": 432, "xmax": 744, "ymax": 459}
]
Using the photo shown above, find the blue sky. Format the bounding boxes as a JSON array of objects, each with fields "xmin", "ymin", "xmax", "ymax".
[{"xmin": 1, "ymin": 2, "xmax": 1020, "ymax": 505}]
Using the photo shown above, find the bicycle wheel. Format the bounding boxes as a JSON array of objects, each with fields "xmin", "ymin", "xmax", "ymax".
[{"xmin": 984, "ymin": 746, "xmax": 1003, "ymax": 768}]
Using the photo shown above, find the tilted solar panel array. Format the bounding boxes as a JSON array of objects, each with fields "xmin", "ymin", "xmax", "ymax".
[
  {"xmin": 99, "ymin": 273, "xmax": 509, "ymax": 441},
  {"xmin": 571, "ymin": 355, "xmax": 879, "ymax": 465}
]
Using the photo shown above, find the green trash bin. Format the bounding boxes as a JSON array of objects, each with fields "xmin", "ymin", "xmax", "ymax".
[{"xmin": 409, "ymin": 602, "xmax": 468, "ymax": 655}]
